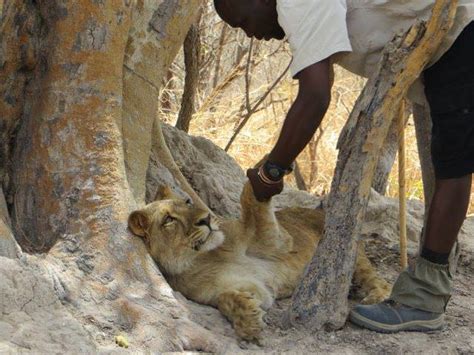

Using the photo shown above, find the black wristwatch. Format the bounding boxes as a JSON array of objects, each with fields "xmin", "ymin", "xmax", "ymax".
[{"xmin": 262, "ymin": 160, "xmax": 294, "ymax": 182}]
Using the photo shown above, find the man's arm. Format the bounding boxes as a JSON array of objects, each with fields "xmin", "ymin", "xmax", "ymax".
[
  {"xmin": 247, "ymin": 59, "xmax": 332, "ymax": 201},
  {"xmin": 268, "ymin": 58, "xmax": 332, "ymax": 168}
]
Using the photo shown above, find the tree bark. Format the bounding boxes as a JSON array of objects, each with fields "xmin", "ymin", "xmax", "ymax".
[
  {"xmin": 371, "ymin": 116, "xmax": 403, "ymax": 194},
  {"xmin": 413, "ymin": 102, "xmax": 435, "ymax": 212},
  {"xmin": 286, "ymin": 0, "xmax": 457, "ymax": 331},
  {"xmin": 0, "ymin": 0, "xmax": 227, "ymax": 351},
  {"xmin": 122, "ymin": 0, "xmax": 200, "ymax": 202}
]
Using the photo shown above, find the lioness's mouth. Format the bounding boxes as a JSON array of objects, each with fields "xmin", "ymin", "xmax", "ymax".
[
  {"xmin": 193, "ymin": 231, "xmax": 216, "ymax": 251},
  {"xmin": 193, "ymin": 234, "xmax": 208, "ymax": 251}
]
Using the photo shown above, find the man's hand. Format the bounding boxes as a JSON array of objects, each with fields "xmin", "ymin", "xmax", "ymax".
[{"xmin": 246, "ymin": 168, "xmax": 283, "ymax": 202}]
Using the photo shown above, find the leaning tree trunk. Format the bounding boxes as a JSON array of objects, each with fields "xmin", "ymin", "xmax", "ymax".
[
  {"xmin": 0, "ymin": 0, "xmax": 230, "ymax": 352},
  {"xmin": 286, "ymin": 0, "xmax": 457, "ymax": 331}
]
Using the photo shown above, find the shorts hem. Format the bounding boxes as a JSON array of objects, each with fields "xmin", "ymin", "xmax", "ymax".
[{"xmin": 434, "ymin": 163, "xmax": 474, "ymax": 179}]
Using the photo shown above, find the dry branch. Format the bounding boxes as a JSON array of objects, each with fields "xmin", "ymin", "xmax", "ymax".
[
  {"xmin": 225, "ymin": 61, "xmax": 291, "ymax": 151},
  {"xmin": 287, "ymin": 0, "xmax": 458, "ymax": 330}
]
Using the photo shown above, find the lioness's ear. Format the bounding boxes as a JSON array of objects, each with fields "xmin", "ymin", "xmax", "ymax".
[
  {"xmin": 154, "ymin": 185, "xmax": 177, "ymax": 201},
  {"xmin": 128, "ymin": 210, "xmax": 150, "ymax": 237}
]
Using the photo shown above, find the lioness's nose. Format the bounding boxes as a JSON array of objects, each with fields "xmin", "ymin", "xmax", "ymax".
[{"xmin": 196, "ymin": 214, "xmax": 211, "ymax": 227}]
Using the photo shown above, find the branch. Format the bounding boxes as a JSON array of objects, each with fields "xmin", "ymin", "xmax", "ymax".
[{"xmin": 224, "ymin": 61, "xmax": 291, "ymax": 152}]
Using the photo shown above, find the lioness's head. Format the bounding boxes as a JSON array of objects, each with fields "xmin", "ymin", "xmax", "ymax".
[{"xmin": 128, "ymin": 186, "xmax": 224, "ymax": 275}]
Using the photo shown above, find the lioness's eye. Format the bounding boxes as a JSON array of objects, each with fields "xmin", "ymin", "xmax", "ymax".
[
  {"xmin": 163, "ymin": 215, "xmax": 175, "ymax": 226},
  {"xmin": 185, "ymin": 198, "xmax": 193, "ymax": 206}
]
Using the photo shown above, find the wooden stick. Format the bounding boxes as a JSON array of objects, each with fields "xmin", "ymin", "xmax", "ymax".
[{"xmin": 398, "ymin": 100, "xmax": 408, "ymax": 269}]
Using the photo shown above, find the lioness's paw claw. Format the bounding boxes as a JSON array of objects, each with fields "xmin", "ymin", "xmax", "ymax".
[{"xmin": 234, "ymin": 309, "xmax": 265, "ymax": 343}]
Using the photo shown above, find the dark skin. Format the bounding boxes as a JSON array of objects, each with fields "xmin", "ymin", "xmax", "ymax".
[{"xmin": 215, "ymin": 0, "xmax": 470, "ymax": 254}]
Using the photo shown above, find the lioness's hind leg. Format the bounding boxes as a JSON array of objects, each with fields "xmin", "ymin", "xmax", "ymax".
[
  {"xmin": 353, "ymin": 243, "xmax": 392, "ymax": 304},
  {"xmin": 217, "ymin": 290, "xmax": 265, "ymax": 343}
]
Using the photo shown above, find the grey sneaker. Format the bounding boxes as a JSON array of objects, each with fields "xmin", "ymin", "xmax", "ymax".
[{"xmin": 350, "ymin": 300, "xmax": 445, "ymax": 333}]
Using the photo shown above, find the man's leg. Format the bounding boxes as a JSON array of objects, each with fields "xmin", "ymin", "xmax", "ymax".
[
  {"xmin": 349, "ymin": 177, "xmax": 471, "ymax": 333},
  {"xmin": 350, "ymin": 21, "xmax": 473, "ymax": 333},
  {"xmin": 423, "ymin": 176, "xmax": 472, "ymax": 256}
]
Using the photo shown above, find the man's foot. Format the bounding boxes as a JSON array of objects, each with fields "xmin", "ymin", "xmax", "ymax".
[{"xmin": 350, "ymin": 300, "xmax": 445, "ymax": 333}]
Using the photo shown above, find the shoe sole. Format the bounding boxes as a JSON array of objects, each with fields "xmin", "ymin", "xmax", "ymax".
[{"xmin": 350, "ymin": 310, "xmax": 445, "ymax": 333}]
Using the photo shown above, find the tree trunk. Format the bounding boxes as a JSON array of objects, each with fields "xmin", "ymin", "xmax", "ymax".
[
  {"xmin": 286, "ymin": 0, "xmax": 457, "ymax": 331},
  {"xmin": 176, "ymin": 22, "xmax": 201, "ymax": 132},
  {"xmin": 0, "ymin": 0, "xmax": 228, "ymax": 351},
  {"xmin": 293, "ymin": 161, "xmax": 308, "ymax": 191},
  {"xmin": 122, "ymin": 0, "xmax": 200, "ymax": 202},
  {"xmin": 413, "ymin": 101, "xmax": 435, "ymax": 213},
  {"xmin": 371, "ymin": 115, "xmax": 404, "ymax": 195}
]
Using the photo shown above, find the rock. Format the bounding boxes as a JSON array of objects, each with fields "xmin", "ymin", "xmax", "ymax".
[
  {"xmin": 0, "ymin": 257, "xmax": 96, "ymax": 352},
  {"xmin": 155, "ymin": 123, "xmax": 247, "ymax": 218},
  {"xmin": 361, "ymin": 189, "xmax": 424, "ymax": 256}
]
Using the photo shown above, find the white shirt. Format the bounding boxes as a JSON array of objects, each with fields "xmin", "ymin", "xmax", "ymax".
[
  {"xmin": 277, "ymin": 0, "xmax": 474, "ymax": 102},
  {"xmin": 277, "ymin": 0, "xmax": 352, "ymax": 77}
]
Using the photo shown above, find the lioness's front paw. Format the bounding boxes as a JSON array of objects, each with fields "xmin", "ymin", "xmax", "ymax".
[
  {"xmin": 234, "ymin": 306, "xmax": 265, "ymax": 343},
  {"xmin": 218, "ymin": 290, "xmax": 265, "ymax": 343}
]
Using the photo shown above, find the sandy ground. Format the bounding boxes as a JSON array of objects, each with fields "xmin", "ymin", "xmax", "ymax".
[{"xmin": 182, "ymin": 219, "xmax": 474, "ymax": 355}]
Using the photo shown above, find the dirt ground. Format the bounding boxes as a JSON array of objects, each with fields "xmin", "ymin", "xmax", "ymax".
[{"xmin": 181, "ymin": 218, "xmax": 474, "ymax": 355}]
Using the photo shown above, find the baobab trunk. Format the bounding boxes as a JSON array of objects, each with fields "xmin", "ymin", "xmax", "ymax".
[{"xmin": 0, "ymin": 0, "xmax": 229, "ymax": 351}]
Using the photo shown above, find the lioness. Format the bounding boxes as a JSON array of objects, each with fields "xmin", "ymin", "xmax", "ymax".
[{"xmin": 128, "ymin": 182, "xmax": 390, "ymax": 342}]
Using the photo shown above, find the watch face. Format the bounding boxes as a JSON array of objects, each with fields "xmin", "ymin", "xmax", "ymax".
[{"xmin": 268, "ymin": 167, "xmax": 282, "ymax": 179}]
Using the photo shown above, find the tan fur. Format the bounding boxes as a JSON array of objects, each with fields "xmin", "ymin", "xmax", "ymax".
[{"xmin": 129, "ymin": 183, "xmax": 391, "ymax": 342}]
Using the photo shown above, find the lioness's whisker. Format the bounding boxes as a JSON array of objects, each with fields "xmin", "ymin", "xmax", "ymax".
[{"xmin": 188, "ymin": 231, "xmax": 200, "ymax": 240}]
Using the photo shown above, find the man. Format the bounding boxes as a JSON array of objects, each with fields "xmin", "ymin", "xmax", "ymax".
[{"xmin": 214, "ymin": 0, "xmax": 474, "ymax": 333}]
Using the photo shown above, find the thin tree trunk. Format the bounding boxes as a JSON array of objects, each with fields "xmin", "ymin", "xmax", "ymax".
[
  {"xmin": 161, "ymin": 69, "xmax": 174, "ymax": 113},
  {"xmin": 212, "ymin": 24, "xmax": 227, "ymax": 89},
  {"xmin": 293, "ymin": 161, "xmax": 308, "ymax": 191},
  {"xmin": 413, "ymin": 102, "xmax": 435, "ymax": 214},
  {"xmin": 176, "ymin": 22, "xmax": 201, "ymax": 132},
  {"xmin": 371, "ymin": 118, "xmax": 400, "ymax": 194},
  {"xmin": 286, "ymin": 0, "xmax": 457, "ymax": 331}
]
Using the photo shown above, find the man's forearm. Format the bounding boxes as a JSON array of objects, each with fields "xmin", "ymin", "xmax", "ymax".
[{"xmin": 268, "ymin": 95, "xmax": 329, "ymax": 168}]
